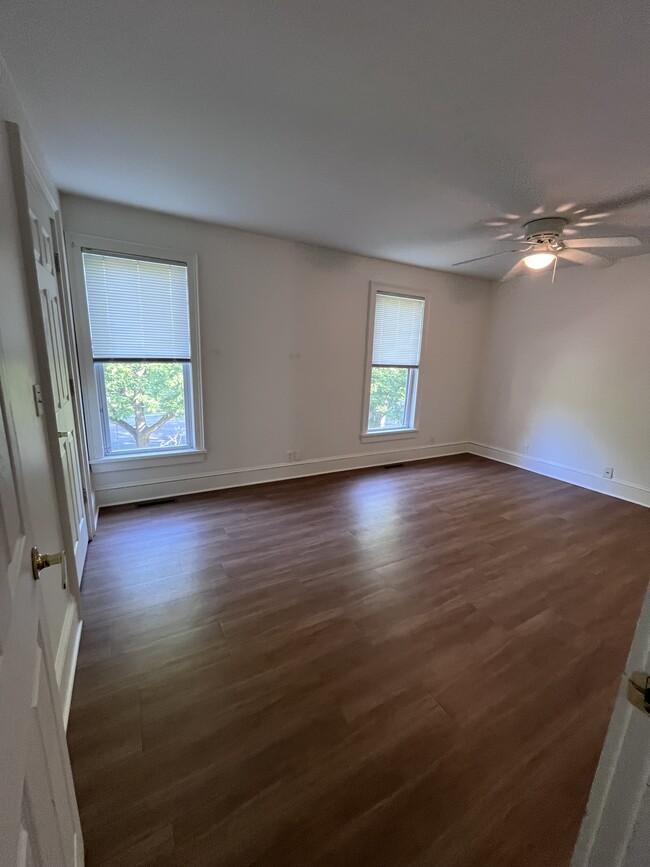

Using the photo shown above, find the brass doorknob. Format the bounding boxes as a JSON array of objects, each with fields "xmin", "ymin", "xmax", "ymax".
[{"xmin": 31, "ymin": 547, "xmax": 66, "ymax": 589}]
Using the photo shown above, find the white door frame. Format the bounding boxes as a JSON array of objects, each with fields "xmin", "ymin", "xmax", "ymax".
[{"xmin": 52, "ymin": 208, "xmax": 97, "ymax": 538}]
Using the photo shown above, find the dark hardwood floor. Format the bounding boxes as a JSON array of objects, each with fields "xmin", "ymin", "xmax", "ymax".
[{"xmin": 67, "ymin": 455, "xmax": 650, "ymax": 866}]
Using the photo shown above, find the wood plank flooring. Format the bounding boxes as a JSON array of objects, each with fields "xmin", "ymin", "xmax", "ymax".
[{"xmin": 67, "ymin": 455, "xmax": 650, "ymax": 866}]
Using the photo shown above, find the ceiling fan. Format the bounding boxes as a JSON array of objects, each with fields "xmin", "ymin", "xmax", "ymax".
[{"xmin": 452, "ymin": 217, "xmax": 642, "ymax": 281}]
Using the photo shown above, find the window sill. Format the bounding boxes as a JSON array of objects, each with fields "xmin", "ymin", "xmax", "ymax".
[
  {"xmin": 360, "ymin": 430, "xmax": 418, "ymax": 444},
  {"xmin": 90, "ymin": 449, "xmax": 207, "ymax": 473}
]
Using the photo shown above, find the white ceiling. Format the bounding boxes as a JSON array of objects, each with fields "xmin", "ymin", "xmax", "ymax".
[{"xmin": 1, "ymin": 0, "xmax": 649, "ymax": 277}]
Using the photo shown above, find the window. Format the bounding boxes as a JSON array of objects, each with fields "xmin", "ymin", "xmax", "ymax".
[
  {"xmin": 70, "ymin": 238, "xmax": 203, "ymax": 465},
  {"xmin": 363, "ymin": 287, "xmax": 426, "ymax": 438}
]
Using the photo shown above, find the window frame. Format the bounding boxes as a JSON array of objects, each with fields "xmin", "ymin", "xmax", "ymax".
[
  {"xmin": 360, "ymin": 283, "xmax": 428, "ymax": 443},
  {"xmin": 66, "ymin": 233, "xmax": 205, "ymax": 470},
  {"xmin": 95, "ymin": 360, "xmax": 195, "ymax": 458}
]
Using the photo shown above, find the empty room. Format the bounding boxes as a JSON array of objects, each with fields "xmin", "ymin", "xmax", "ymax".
[{"xmin": 0, "ymin": 1, "xmax": 649, "ymax": 865}]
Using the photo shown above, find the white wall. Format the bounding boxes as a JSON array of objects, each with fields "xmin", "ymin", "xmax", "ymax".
[
  {"xmin": 61, "ymin": 194, "xmax": 490, "ymax": 506},
  {"xmin": 474, "ymin": 256, "xmax": 650, "ymax": 506},
  {"xmin": 0, "ymin": 55, "xmax": 57, "ymax": 196}
]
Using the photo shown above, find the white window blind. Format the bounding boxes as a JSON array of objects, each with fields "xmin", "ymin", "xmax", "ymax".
[
  {"xmin": 82, "ymin": 251, "xmax": 191, "ymax": 361},
  {"xmin": 372, "ymin": 292, "xmax": 425, "ymax": 366}
]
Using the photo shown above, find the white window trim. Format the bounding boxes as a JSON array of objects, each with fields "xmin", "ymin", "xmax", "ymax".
[
  {"xmin": 360, "ymin": 282, "xmax": 429, "ymax": 443},
  {"xmin": 66, "ymin": 233, "xmax": 205, "ymax": 471},
  {"xmin": 89, "ymin": 449, "xmax": 207, "ymax": 473}
]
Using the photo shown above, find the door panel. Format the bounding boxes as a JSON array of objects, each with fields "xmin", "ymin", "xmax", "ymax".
[
  {"xmin": 38, "ymin": 284, "xmax": 86, "ymax": 567},
  {"xmin": 0, "ymin": 377, "xmax": 83, "ymax": 866},
  {"xmin": 32, "ymin": 203, "xmax": 88, "ymax": 580},
  {"xmin": 10, "ymin": 125, "xmax": 90, "ymax": 587}
]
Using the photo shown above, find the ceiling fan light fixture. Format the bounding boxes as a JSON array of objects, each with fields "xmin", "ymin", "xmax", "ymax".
[{"xmin": 523, "ymin": 252, "xmax": 556, "ymax": 270}]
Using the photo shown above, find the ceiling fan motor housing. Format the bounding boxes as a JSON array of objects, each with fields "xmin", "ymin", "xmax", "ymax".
[{"xmin": 523, "ymin": 217, "xmax": 567, "ymax": 247}]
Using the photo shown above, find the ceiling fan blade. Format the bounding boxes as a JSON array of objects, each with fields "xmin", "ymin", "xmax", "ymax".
[
  {"xmin": 451, "ymin": 248, "xmax": 522, "ymax": 267},
  {"xmin": 558, "ymin": 249, "xmax": 612, "ymax": 267},
  {"xmin": 580, "ymin": 188, "xmax": 650, "ymax": 217},
  {"xmin": 564, "ymin": 236, "xmax": 641, "ymax": 249},
  {"xmin": 500, "ymin": 259, "xmax": 527, "ymax": 282}
]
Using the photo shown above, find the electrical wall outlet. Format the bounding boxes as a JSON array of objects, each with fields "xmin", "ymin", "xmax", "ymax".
[
  {"xmin": 522, "ymin": 443, "xmax": 530, "ymax": 454},
  {"xmin": 286, "ymin": 450, "xmax": 294, "ymax": 462},
  {"xmin": 603, "ymin": 466, "xmax": 614, "ymax": 479}
]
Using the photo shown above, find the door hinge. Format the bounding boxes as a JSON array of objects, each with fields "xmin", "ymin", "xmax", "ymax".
[
  {"xmin": 54, "ymin": 251, "xmax": 61, "ymax": 273},
  {"xmin": 82, "ymin": 486, "xmax": 88, "ymax": 504},
  {"xmin": 69, "ymin": 377, "xmax": 75, "ymax": 398},
  {"xmin": 627, "ymin": 672, "xmax": 650, "ymax": 716},
  {"xmin": 32, "ymin": 383, "xmax": 44, "ymax": 417}
]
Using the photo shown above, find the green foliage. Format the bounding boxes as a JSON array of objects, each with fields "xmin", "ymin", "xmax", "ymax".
[
  {"xmin": 368, "ymin": 367, "xmax": 408, "ymax": 429},
  {"xmin": 103, "ymin": 362, "xmax": 185, "ymax": 447}
]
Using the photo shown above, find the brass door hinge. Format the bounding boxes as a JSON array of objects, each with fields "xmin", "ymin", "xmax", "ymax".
[{"xmin": 627, "ymin": 672, "xmax": 650, "ymax": 716}]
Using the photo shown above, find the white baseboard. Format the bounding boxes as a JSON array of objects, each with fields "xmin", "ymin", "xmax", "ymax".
[
  {"xmin": 94, "ymin": 441, "xmax": 471, "ymax": 507},
  {"xmin": 469, "ymin": 442, "xmax": 650, "ymax": 508},
  {"xmin": 54, "ymin": 599, "xmax": 82, "ymax": 729},
  {"xmin": 93, "ymin": 439, "xmax": 649, "ymax": 509}
]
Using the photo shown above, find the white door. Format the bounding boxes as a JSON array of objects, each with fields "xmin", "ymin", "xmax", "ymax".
[
  {"xmin": 0, "ymin": 118, "xmax": 84, "ymax": 866},
  {"xmin": 0, "ymin": 356, "xmax": 84, "ymax": 866},
  {"xmin": 9, "ymin": 124, "xmax": 90, "ymax": 587},
  {"xmin": 572, "ymin": 582, "xmax": 650, "ymax": 866}
]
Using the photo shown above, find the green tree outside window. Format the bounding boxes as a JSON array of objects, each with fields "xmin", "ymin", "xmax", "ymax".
[{"xmin": 103, "ymin": 362, "xmax": 185, "ymax": 449}]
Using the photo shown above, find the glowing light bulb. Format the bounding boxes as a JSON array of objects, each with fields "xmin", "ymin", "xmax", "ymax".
[{"xmin": 523, "ymin": 252, "xmax": 556, "ymax": 270}]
